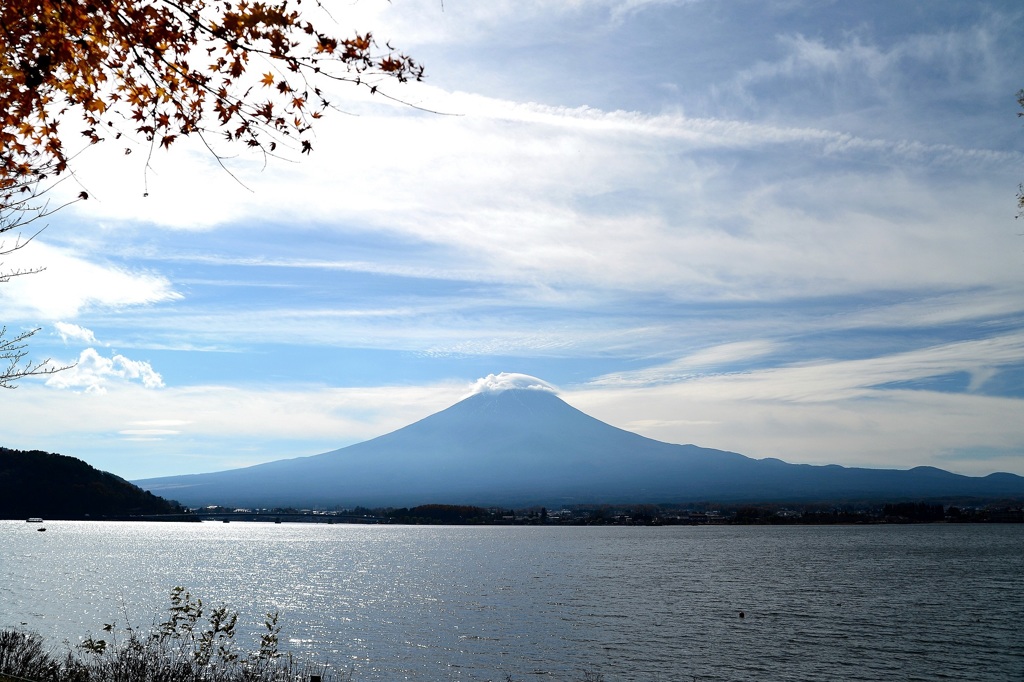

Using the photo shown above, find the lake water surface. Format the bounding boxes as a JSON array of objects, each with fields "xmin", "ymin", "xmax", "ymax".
[{"xmin": 1, "ymin": 521, "xmax": 1021, "ymax": 681}]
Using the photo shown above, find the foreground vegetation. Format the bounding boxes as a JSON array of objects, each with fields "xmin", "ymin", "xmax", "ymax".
[
  {"xmin": 0, "ymin": 588, "xmax": 341, "ymax": 682},
  {"xmin": 0, "ymin": 590, "xmax": 610, "ymax": 682}
]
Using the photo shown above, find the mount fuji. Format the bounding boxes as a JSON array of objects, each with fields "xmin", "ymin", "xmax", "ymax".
[{"xmin": 135, "ymin": 374, "xmax": 1024, "ymax": 508}]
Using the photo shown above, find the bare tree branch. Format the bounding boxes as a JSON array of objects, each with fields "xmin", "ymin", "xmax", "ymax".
[{"xmin": 0, "ymin": 326, "xmax": 72, "ymax": 389}]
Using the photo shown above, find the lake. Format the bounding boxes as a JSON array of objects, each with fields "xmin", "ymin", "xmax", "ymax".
[{"xmin": 1, "ymin": 521, "xmax": 1022, "ymax": 681}]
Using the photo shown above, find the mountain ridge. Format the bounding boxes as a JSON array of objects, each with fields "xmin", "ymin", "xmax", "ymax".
[{"xmin": 136, "ymin": 387, "xmax": 1024, "ymax": 508}]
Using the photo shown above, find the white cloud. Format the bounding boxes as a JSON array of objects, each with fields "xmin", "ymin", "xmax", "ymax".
[
  {"xmin": 589, "ymin": 333, "xmax": 1024, "ymax": 399},
  {"xmin": 45, "ymin": 348, "xmax": 165, "ymax": 394},
  {"xmin": 591, "ymin": 341, "xmax": 778, "ymax": 387},
  {"xmin": 39, "ymin": 81, "xmax": 1019, "ymax": 313},
  {"xmin": 703, "ymin": 334, "xmax": 1024, "ymax": 403},
  {"xmin": 2, "ymin": 1, "xmax": 1019, "ymax": 487},
  {"xmin": 609, "ymin": 0, "xmax": 700, "ymax": 24},
  {"xmin": 468, "ymin": 372, "xmax": 558, "ymax": 395},
  {"xmin": 2, "ymin": 380, "xmax": 469, "ymax": 478},
  {"xmin": 7, "ymin": 368, "xmax": 1018, "ymax": 481},
  {"xmin": 834, "ymin": 287, "xmax": 1024, "ymax": 330},
  {"xmin": 54, "ymin": 322, "xmax": 99, "ymax": 345},
  {"xmin": 128, "ymin": 419, "xmax": 192, "ymax": 427},
  {"xmin": 568, "ymin": 334, "xmax": 1024, "ymax": 475},
  {"xmin": 571, "ymin": 381, "xmax": 1024, "ymax": 477},
  {"xmin": 0, "ymin": 240, "xmax": 180, "ymax": 320},
  {"xmin": 718, "ymin": 16, "xmax": 1014, "ymax": 130}
]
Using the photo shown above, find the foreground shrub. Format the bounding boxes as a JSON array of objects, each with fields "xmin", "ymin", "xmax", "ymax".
[
  {"xmin": 0, "ymin": 629, "xmax": 62, "ymax": 680},
  {"xmin": 3, "ymin": 589, "xmax": 608, "ymax": 681},
  {"xmin": 0, "ymin": 587, "xmax": 346, "ymax": 682}
]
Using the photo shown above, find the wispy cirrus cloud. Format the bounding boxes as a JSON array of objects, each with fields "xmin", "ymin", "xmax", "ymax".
[
  {"xmin": 569, "ymin": 334, "xmax": 1024, "ymax": 475},
  {"xmin": 0, "ymin": 241, "xmax": 180, "ymax": 320},
  {"xmin": 49, "ymin": 89, "xmax": 1019, "ymax": 317},
  {"xmin": 4, "ymin": 0, "xmax": 1021, "ymax": 484},
  {"xmin": 588, "ymin": 333, "xmax": 1024, "ymax": 399},
  {"xmin": 714, "ymin": 11, "xmax": 1018, "ymax": 141},
  {"xmin": 589, "ymin": 341, "xmax": 780, "ymax": 387},
  {"xmin": 571, "ymin": 380, "xmax": 1024, "ymax": 476}
]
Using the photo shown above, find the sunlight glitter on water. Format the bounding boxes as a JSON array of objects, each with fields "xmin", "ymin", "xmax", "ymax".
[{"xmin": 1, "ymin": 521, "xmax": 1022, "ymax": 681}]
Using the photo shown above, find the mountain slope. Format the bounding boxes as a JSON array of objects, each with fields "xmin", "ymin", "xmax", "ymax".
[
  {"xmin": 0, "ymin": 447, "xmax": 184, "ymax": 519},
  {"xmin": 136, "ymin": 387, "xmax": 1024, "ymax": 508}
]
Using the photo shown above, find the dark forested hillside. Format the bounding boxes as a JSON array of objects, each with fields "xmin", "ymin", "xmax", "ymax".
[{"xmin": 0, "ymin": 448, "xmax": 183, "ymax": 519}]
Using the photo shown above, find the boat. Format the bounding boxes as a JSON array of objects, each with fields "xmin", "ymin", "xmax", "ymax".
[{"xmin": 26, "ymin": 517, "xmax": 43, "ymax": 523}]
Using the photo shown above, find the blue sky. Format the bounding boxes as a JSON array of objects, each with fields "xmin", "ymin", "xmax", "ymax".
[{"xmin": 3, "ymin": 0, "xmax": 1023, "ymax": 480}]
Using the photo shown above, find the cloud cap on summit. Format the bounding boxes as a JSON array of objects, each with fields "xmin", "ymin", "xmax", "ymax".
[{"xmin": 468, "ymin": 373, "xmax": 558, "ymax": 396}]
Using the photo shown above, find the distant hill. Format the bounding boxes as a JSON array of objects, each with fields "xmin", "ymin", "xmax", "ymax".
[
  {"xmin": 0, "ymin": 447, "xmax": 183, "ymax": 519},
  {"xmin": 135, "ymin": 383, "xmax": 1024, "ymax": 508}
]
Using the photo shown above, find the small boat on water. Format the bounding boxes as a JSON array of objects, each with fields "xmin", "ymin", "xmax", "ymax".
[
  {"xmin": 37, "ymin": 527, "xmax": 46, "ymax": 532},
  {"xmin": 26, "ymin": 517, "xmax": 43, "ymax": 523}
]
